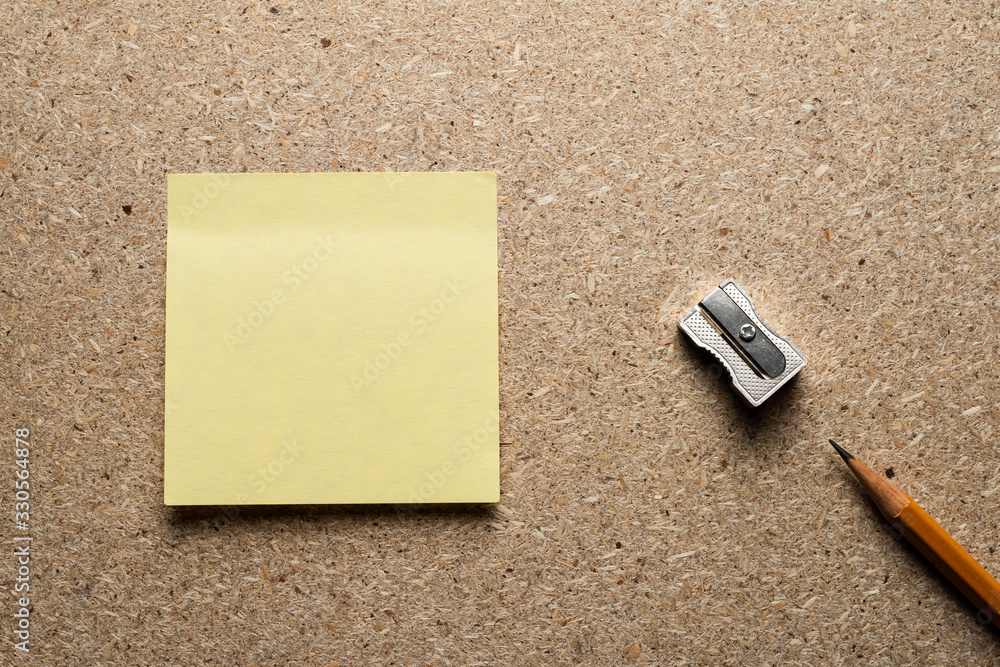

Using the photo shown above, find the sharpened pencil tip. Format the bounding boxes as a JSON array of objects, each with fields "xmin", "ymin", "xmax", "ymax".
[{"xmin": 829, "ymin": 439, "xmax": 854, "ymax": 463}]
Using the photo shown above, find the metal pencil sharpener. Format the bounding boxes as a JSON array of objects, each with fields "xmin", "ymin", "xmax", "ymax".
[{"xmin": 678, "ymin": 280, "xmax": 806, "ymax": 407}]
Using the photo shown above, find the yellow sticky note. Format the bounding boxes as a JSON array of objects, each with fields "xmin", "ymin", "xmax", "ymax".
[{"xmin": 164, "ymin": 172, "xmax": 499, "ymax": 505}]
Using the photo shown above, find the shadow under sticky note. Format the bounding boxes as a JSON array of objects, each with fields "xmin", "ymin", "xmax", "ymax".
[{"xmin": 164, "ymin": 172, "xmax": 499, "ymax": 505}]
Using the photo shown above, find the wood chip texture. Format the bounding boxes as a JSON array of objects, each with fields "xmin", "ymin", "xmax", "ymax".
[{"xmin": 2, "ymin": 0, "xmax": 1000, "ymax": 664}]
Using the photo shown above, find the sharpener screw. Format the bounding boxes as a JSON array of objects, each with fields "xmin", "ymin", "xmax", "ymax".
[{"xmin": 739, "ymin": 324, "xmax": 756, "ymax": 341}]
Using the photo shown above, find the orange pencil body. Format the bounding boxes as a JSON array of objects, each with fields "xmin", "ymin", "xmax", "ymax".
[{"xmin": 892, "ymin": 499, "xmax": 1000, "ymax": 627}]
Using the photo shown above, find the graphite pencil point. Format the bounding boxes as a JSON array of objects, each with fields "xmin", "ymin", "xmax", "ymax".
[{"xmin": 829, "ymin": 439, "xmax": 854, "ymax": 463}]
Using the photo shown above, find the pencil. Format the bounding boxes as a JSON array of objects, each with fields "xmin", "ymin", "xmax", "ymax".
[{"xmin": 830, "ymin": 439, "xmax": 1000, "ymax": 629}]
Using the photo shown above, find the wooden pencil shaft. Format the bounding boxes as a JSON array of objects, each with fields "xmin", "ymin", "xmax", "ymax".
[{"xmin": 845, "ymin": 458, "xmax": 909, "ymax": 517}]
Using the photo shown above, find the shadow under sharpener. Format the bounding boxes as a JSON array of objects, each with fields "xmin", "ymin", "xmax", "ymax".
[{"xmin": 678, "ymin": 279, "xmax": 806, "ymax": 407}]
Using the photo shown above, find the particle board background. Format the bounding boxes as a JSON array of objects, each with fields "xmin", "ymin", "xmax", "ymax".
[{"xmin": 2, "ymin": 0, "xmax": 1000, "ymax": 664}]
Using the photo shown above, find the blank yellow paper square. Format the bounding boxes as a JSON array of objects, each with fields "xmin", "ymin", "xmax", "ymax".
[{"xmin": 164, "ymin": 172, "xmax": 499, "ymax": 505}]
